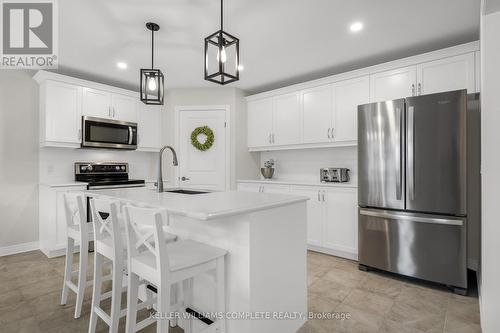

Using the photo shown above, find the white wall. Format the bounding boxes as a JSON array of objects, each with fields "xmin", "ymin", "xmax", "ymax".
[
  {"xmin": 479, "ymin": 2, "xmax": 500, "ymax": 332},
  {"xmin": 163, "ymin": 88, "xmax": 260, "ymax": 189},
  {"xmin": 0, "ymin": 70, "xmax": 39, "ymax": 248},
  {"xmin": 259, "ymin": 147, "xmax": 357, "ymax": 185}
]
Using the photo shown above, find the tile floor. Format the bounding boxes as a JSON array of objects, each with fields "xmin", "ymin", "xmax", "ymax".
[{"xmin": 0, "ymin": 250, "xmax": 481, "ymax": 333}]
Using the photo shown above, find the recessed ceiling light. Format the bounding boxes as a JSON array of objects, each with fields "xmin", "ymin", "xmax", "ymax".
[
  {"xmin": 350, "ymin": 22, "xmax": 363, "ymax": 33},
  {"xmin": 117, "ymin": 62, "xmax": 127, "ymax": 69},
  {"xmin": 238, "ymin": 64, "xmax": 244, "ymax": 71}
]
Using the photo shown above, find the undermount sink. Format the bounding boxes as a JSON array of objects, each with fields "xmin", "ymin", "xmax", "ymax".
[{"xmin": 164, "ymin": 189, "xmax": 209, "ymax": 195}]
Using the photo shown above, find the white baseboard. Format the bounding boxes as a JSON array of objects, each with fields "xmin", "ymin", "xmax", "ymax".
[
  {"xmin": 0, "ymin": 241, "xmax": 39, "ymax": 257},
  {"xmin": 308, "ymin": 245, "xmax": 358, "ymax": 261}
]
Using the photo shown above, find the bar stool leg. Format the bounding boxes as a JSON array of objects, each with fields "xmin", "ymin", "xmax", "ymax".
[
  {"xmin": 182, "ymin": 278, "xmax": 193, "ymax": 333},
  {"xmin": 125, "ymin": 272, "xmax": 140, "ymax": 333},
  {"xmin": 157, "ymin": 281, "xmax": 171, "ymax": 333},
  {"xmin": 74, "ymin": 239, "xmax": 89, "ymax": 318},
  {"xmin": 89, "ymin": 252, "xmax": 104, "ymax": 333},
  {"xmin": 109, "ymin": 260, "xmax": 124, "ymax": 333},
  {"xmin": 61, "ymin": 237, "xmax": 74, "ymax": 305},
  {"xmin": 215, "ymin": 257, "xmax": 226, "ymax": 333}
]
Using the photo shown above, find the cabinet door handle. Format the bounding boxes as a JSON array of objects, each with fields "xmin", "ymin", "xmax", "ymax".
[
  {"xmin": 411, "ymin": 84, "xmax": 415, "ymax": 96},
  {"xmin": 317, "ymin": 190, "xmax": 320, "ymax": 201},
  {"xmin": 330, "ymin": 128, "xmax": 334, "ymax": 139},
  {"xmin": 417, "ymin": 83, "xmax": 422, "ymax": 96},
  {"xmin": 113, "ymin": 107, "xmax": 116, "ymax": 117},
  {"xmin": 268, "ymin": 134, "xmax": 271, "ymax": 144},
  {"xmin": 322, "ymin": 192, "xmax": 325, "ymax": 202},
  {"xmin": 272, "ymin": 133, "xmax": 275, "ymax": 144},
  {"xmin": 328, "ymin": 128, "xmax": 331, "ymax": 139},
  {"xmin": 108, "ymin": 106, "xmax": 111, "ymax": 117}
]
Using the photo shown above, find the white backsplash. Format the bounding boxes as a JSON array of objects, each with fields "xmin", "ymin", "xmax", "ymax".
[
  {"xmin": 39, "ymin": 147, "xmax": 159, "ymax": 184},
  {"xmin": 260, "ymin": 146, "xmax": 357, "ymax": 185}
]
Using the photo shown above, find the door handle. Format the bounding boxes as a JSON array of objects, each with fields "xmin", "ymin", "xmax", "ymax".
[
  {"xmin": 359, "ymin": 209, "xmax": 463, "ymax": 226},
  {"xmin": 395, "ymin": 107, "xmax": 403, "ymax": 200},
  {"xmin": 417, "ymin": 83, "xmax": 422, "ymax": 96},
  {"xmin": 407, "ymin": 106, "xmax": 415, "ymax": 200},
  {"xmin": 322, "ymin": 191, "xmax": 325, "ymax": 202},
  {"xmin": 317, "ymin": 190, "xmax": 320, "ymax": 201},
  {"xmin": 330, "ymin": 128, "xmax": 334, "ymax": 139},
  {"xmin": 268, "ymin": 134, "xmax": 271, "ymax": 144},
  {"xmin": 181, "ymin": 176, "xmax": 190, "ymax": 181},
  {"xmin": 113, "ymin": 107, "xmax": 116, "ymax": 118},
  {"xmin": 108, "ymin": 106, "xmax": 111, "ymax": 117},
  {"xmin": 128, "ymin": 127, "xmax": 133, "ymax": 145},
  {"xmin": 411, "ymin": 84, "xmax": 415, "ymax": 96},
  {"xmin": 327, "ymin": 128, "xmax": 331, "ymax": 139},
  {"xmin": 271, "ymin": 133, "xmax": 275, "ymax": 144}
]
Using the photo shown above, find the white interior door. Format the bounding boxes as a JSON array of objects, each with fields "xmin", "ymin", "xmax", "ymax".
[{"xmin": 178, "ymin": 108, "xmax": 228, "ymax": 191}]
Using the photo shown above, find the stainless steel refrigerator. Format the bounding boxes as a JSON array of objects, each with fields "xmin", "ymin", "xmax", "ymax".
[{"xmin": 357, "ymin": 90, "xmax": 480, "ymax": 294}]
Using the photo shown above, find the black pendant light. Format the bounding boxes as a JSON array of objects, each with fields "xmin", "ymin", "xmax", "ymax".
[
  {"xmin": 204, "ymin": 0, "xmax": 240, "ymax": 85},
  {"xmin": 140, "ymin": 22, "xmax": 164, "ymax": 105}
]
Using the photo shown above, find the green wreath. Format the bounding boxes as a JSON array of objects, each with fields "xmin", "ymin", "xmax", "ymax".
[{"xmin": 191, "ymin": 126, "xmax": 215, "ymax": 151}]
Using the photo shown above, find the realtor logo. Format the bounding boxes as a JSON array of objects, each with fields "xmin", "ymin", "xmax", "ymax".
[{"xmin": 1, "ymin": 0, "xmax": 58, "ymax": 68}]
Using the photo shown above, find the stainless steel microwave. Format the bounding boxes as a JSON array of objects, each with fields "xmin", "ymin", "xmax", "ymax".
[{"xmin": 82, "ymin": 116, "xmax": 137, "ymax": 150}]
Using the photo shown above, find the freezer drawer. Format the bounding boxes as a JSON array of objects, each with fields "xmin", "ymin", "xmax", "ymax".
[{"xmin": 358, "ymin": 208, "xmax": 467, "ymax": 288}]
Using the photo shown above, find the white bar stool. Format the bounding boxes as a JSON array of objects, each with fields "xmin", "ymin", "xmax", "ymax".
[
  {"xmin": 88, "ymin": 198, "xmax": 127, "ymax": 333},
  {"xmin": 61, "ymin": 192, "xmax": 94, "ymax": 319},
  {"xmin": 88, "ymin": 198, "xmax": 179, "ymax": 333},
  {"xmin": 123, "ymin": 205, "xmax": 228, "ymax": 333}
]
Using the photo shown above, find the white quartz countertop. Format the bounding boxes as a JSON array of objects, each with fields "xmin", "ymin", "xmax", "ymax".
[
  {"xmin": 87, "ymin": 188, "xmax": 308, "ymax": 221},
  {"xmin": 238, "ymin": 179, "xmax": 358, "ymax": 188}
]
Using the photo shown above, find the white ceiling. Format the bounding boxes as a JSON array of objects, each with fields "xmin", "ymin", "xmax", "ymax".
[{"xmin": 56, "ymin": 0, "xmax": 480, "ymax": 94}]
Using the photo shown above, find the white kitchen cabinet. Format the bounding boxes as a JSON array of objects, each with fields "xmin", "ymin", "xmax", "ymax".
[
  {"xmin": 272, "ymin": 92, "xmax": 301, "ymax": 145},
  {"xmin": 237, "ymin": 182, "xmax": 290, "ymax": 193},
  {"xmin": 261, "ymin": 183, "xmax": 290, "ymax": 194},
  {"xmin": 137, "ymin": 103, "xmax": 162, "ymax": 151},
  {"xmin": 247, "ymin": 98, "xmax": 273, "ymax": 148},
  {"xmin": 82, "ymin": 87, "xmax": 112, "ymax": 119},
  {"xmin": 332, "ymin": 76, "xmax": 370, "ymax": 142},
  {"xmin": 39, "ymin": 184, "xmax": 87, "ymax": 258},
  {"xmin": 301, "ymin": 85, "xmax": 333, "ymax": 144},
  {"xmin": 82, "ymin": 88, "xmax": 137, "ymax": 122},
  {"xmin": 370, "ymin": 66, "xmax": 417, "ymax": 102},
  {"xmin": 238, "ymin": 181, "xmax": 358, "ymax": 259},
  {"xmin": 322, "ymin": 187, "xmax": 358, "ymax": 256},
  {"xmin": 40, "ymin": 80, "xmax": 82, "ymax": 147},
  {"xmin": 292, "ymin": 186, "xmax": 324, "ymax": 247},
  {"xmin": 112, "ymin": 93, "xmax": 138, "ymax": 122},
  {"xmin": 416, "ymin": 53, "xmax": 475, "ymax": 95},
  {"xmin": 237, "ymin": 182, "xmax": 262, "ymax": 192}
]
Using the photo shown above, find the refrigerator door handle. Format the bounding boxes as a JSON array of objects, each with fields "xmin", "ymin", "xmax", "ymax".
[
  {"xmin": 407, "ymin": 106, "xmax": 415, "ymax": 201},
  {"xmin": 359, "ymin": 209, "xmax": 463, "ymax": 226},
  {"xmin": 396, "ymin": 107, "xmax": 403, "ymax": 200}
]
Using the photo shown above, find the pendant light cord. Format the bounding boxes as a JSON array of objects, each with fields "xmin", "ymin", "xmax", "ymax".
[
  {"xmin": 220, "ymin": 0, "xmax": 223, "ymax": 30},
  {"xmin": 151, "ymin": 29, "xmax": 154, "ymax": 69}
]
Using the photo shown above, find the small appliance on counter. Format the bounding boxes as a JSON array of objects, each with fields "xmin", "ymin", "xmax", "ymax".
[
  {"xmin": 261, "ymin": 159, "xmax": 275, "ymax": 179},
  {"xmin": 320, "ymin": 168, "xmax": 350, "ymax": 183}
]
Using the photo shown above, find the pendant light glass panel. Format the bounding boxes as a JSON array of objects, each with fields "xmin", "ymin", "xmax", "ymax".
[{"xmin": 140, "ymin": 22, "xmax": 164, "ymax": 105}]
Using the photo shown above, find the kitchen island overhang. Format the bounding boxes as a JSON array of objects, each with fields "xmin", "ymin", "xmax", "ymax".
[{"xmin": 87, "ymin": 188, "xmax": 309, "ymax": 333}]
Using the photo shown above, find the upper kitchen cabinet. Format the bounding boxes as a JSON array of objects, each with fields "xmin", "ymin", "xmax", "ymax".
[
  {"xmin": 370, "ymin": 66, "xmax": 417, "ymax": 102},
  {"xmin": 332, "ymin": 76, "xmax": 370, "ymax": 142},
  {"xmin": 272, "ymin": 92, "xmax": 301, "ymax": 145},
  {"xmin": 247, "ymin": 98, "xmax": 274, "ymax": 148},
  {"xmin": 416, "ymin": 53, "xmax": 475, "ymax": 95},
  {"xmin": 39, "ymin": 80, "xmax": 82, "ymax": 147},
  {"xmin": 137, "ymin": 103, "xmax": 162, "ymax": 151},
  {"xmin": 82, "ymin": 88, "xmax": 137, "ymax": 122},
  {"xmin": 82, "ymin": 88, "xmax": 112, "ymax": 119},
  {"xmin": 111, "ymin": 93, "xmax": 138, "ymax": 122},
  {"xmin": 302, "ymin": 85, "xmax": 333, "ymax": 144},
  {"xmin": 33, "ymin": 70, "xmax": 143, "ymax": 148}
]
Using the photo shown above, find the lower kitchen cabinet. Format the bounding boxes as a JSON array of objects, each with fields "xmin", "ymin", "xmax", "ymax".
[
  {"xmin": 238, "ymin": 181, "xmax": 358, "ymax": 259},
  {"xmin": 39, "ymin": 184, "xmax": 87, "ymax": 258},
  {"xmin": 322, "ymin": 187, "xmax": 358, "ymax": 258},
  {"xmin": 237, "ymin": 182, "xmax": 290, "ymax": 193}
]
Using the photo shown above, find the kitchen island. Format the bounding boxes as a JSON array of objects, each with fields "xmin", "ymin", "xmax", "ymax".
[{"xmin": 88, "ymin": 188, "xmax": 309, "ymax": 333}]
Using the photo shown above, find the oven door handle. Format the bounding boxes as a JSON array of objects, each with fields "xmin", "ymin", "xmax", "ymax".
[{"xmin": 128, "ymin": 126, "xmax": 134, "ymax": 145}]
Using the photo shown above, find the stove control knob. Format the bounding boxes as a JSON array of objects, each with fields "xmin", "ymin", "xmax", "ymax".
[
  {"xmin": 87, "ymin": 165, "xmax": 93, "ymax": 171},
  {"xmin": 115, "ymin": 166, "xmax": 120, "ymax": 171},
  {"xmin": 121, "ymin": 166, "xmax": 126, "ymax": 170}
]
